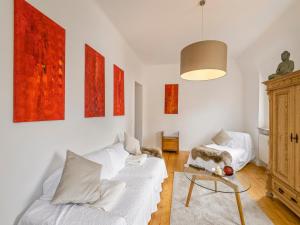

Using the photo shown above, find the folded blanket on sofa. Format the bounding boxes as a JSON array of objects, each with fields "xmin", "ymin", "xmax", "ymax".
[
  {"xmin": 126, "ymin": 154, "xmax": 148, "ymax": 166},
  {"xmin": 141, "ymin": 147, "xmax": 163, "ymax": 158},
  {"xmin": 191, "ymin": 145, "xmax": 232, "ymax": 166}
]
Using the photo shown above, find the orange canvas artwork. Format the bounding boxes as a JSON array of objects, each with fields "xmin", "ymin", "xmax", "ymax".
[
  {"xmin": 113, "ymin": 65, "xmax": 125, "ymax": 116},
  {"xmin": 165, "ymin": 84, "xmax": 178, "ymax": 114},
  {"xmin": 85, "ymin": 44, "xmax": 105, "ymax": 118},
  {"xmin": 14, "ymin": 0, "xmax": 65, "ymax": 122}
]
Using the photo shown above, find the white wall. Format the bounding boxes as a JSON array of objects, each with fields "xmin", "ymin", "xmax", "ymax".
[
  {"xmin": 143, "ymin": 60, "xmax": 244, "ymax": 150},
  {"xmin": 238, "ymin": 1, "xmax": 300, "ymax": 156},
  {"xmin": 0, "ymin": 0, "xmax": 144, "ymax": 224}
]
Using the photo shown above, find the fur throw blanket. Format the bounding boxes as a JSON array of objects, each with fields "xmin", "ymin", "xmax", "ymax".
[
  {"xmin": 191, "ymin": 146, "xmax": 232, "ymax": 166},
  {"xmin": 141, "ymin": 147, "xmax": 163, "ymax": 158}
]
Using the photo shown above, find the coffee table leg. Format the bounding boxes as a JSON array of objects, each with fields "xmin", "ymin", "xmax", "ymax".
[
  {"xmin": 185, "ymin": 176, "xmax": 196, "ymax": 207},
  {"xmin": 214, "ymin": 181, "xmax": 217, "ymax": 192},
  {"xmin": 235, "ymin": 192, "xmax": 246, "ymax": 225}
]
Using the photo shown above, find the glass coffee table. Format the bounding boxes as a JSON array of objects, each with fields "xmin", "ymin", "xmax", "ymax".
[{"xmin": 184, "ymin": 166, "xmax": 251, "ymax": 225}]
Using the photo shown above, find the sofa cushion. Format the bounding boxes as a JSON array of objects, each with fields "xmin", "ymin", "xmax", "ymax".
[
  {"xmin": 90, "ymin": 180, "xmax": 126, "ymax": 212},
  {"xmin": 52, "ymin": 151, "xmax": 102, "ymax": 205},
  {"xmin": 84, "ymin": 148, "xmax": 116, "ymax": 179},
  {"xmin": 42, "ymin": 168, "xmax": 63, "ymax": 200},
  {"xmin": 106, "ymin": 143, "xmax": 129, "ymax": 173},
  {"xmin": 124, "ymin": 133, "xmax": 141, "ymax": 155},
  {"xmin": 212, "ymin": 129, "xmax": 232, "ymax": 146}
]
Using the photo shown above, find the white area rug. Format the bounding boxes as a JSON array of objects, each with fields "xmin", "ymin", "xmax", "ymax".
[{"xmin": 170, "ymin": 172, "xmax": 273, "ymax": 225}]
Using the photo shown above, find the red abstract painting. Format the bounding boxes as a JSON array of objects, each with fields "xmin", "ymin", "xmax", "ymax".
[
  {"xmin": 165, "ymin": 84, "xmax": 179, "ymax": 114},
  {"xmin": 14, "ymin": 0, "xmax": 65, "ymax": 122},
  {"xmin": 85, "ymin": 44, "xmax": 105, "ymax": 118},
  {"xmin": 113, "ymin": 65, "xmax": 125, "ymax": 116}
]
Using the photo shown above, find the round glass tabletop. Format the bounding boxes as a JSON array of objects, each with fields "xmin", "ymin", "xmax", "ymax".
[{"xmin": 184, "ymin": 166, "xmax": 251, "ymax": 194}]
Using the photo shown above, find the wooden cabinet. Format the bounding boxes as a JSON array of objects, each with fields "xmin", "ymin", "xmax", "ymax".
[
  {"xmin": 264, "ymin": 70, "xmax": 300, "ymax": 217},
  {"xmin": 161, "ymin": 131, "xmax": 179, "ymax": 153}
]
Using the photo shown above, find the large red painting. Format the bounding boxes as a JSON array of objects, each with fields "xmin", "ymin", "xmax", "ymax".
[
  {"xmin": 85, "ymin": 44, "xmax": 105, "ymax": 118},
  {"xmin": 113, "ymin": 65, "xmax": 125, "ymax": 116},
  {"xmin": 165, "ymin": 84, "xmax": 179, "ymax": 114},
  {"xmin": 14, "ymin": 0, "xmax": 65, "ymax": 122}
]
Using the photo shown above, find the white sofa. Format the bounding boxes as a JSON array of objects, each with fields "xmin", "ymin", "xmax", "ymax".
[
  {"xmin": 18, "ymin": 143, "xmax": 168, "ymax": 225},
  {"xmin": 187, "ymin": 131, "xmax": 255, "ymax": 171}
]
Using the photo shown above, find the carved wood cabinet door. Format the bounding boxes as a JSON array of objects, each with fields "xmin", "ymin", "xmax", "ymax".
[
  {"xmin": 272, "ymin": 87, "xmax": 295, "ymax": 187},
  {"xmin": 294, "ymin": 85, "xmax": 300, "ymax": 192}
]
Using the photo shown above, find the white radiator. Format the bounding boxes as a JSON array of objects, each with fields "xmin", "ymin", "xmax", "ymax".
[{"xmin": 258, "ymin": 133, "xmax": 269, "ymax": 165}]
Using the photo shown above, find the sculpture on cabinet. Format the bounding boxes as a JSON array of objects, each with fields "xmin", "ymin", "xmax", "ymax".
[{"xmin": 268, "ymin": 51, "xmax": 294, "ymax": 80}]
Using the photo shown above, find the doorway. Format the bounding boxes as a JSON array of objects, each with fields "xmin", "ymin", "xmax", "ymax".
[{"xmin": 135, "ymin": 82, "xmax": 143, "ymax": 145}]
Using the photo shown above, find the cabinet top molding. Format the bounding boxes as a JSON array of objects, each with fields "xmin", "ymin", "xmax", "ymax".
[{"xmin": 263, "ymin": 70, "xmax": 300, "ymax": 92}]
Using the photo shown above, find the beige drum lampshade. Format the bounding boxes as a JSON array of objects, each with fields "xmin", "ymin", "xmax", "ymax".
[{"xmin": 180, "ymin": 40, "xmax": 227, "ymax": 80}]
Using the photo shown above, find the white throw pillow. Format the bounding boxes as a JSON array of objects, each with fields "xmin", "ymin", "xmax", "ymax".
[
  {"xmin": 90, "ymin": 179, "xmax": 126, "ymax": 211},
  {"xmin": 52, "ymin": 151, "xmax": 102, "ymax": 205},
  {"xmin": 84, "ymin": 148, "xmax": 116, "ymax": 179},
  {"xmin": 124, "ymin": 133, "xmax": 141, "ymax": 155},
  {"xmin": 42, "ymin": 168, "xmax": 63, "ymax": 200},
  {"xmin": 106, "ymin": 143, "xmax": 129, "ymax": 173},
  {"xmin": 212, "ymin": 129, "xmax": 232, "ymax": 146}
]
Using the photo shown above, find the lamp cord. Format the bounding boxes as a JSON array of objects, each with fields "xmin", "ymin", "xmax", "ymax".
[
  {"xmin": 200, "ymin": 0, "xmax": 206, "ymax": 40},
  {"xmin": 201, "ymin": 4, "xmax": 204, "ymax": 40}
]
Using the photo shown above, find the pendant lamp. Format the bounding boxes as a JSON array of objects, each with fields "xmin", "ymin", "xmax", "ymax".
[{"xmin": 180, "ymin": 0, "xmax": 227, "ymax": 81}]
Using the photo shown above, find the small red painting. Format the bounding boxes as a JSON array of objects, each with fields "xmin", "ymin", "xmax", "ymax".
[
  {"xmin": 113, "ymin": 65, "xmax": 125, "ymax": 116},
  {"xmin": 85, "ymin": 44, "xmax": 105, "ymax": 118},
  {"xmin": 14, "ymin": 0, "xmax": 65, "ymax": 122},
  {"xmin": 165, "ymin": 84, "xmax": 179, "ymax": 114}
]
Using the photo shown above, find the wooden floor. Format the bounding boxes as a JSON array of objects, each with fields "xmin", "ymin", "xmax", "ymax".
[{"xmin": 148, "ymin": 151, "xmax": 300, "ymax": 225}]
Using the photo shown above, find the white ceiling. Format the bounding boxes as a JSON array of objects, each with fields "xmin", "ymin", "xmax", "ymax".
[{"xmin": 97, "ymin": 0, "xmax": 295, "ymax": 65}]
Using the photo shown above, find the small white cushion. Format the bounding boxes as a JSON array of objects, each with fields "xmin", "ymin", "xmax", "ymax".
[
  {"xmin": 52, "ymin": 151, "xmax": 102, "ymax": 205},
  {"xmin": 212, "ymin": 129, "xmax": 232, "ymax": 146},
  {"xmin": 90, "ymin": 180, "xmax": 126, "ymax": 212},
  {"xmin": 106, "ymin": 143, "xmax": 129, "ymax": 173},
  {"xmin": 84, "ymin": 148, "xmax": 116, "ymax": 179},
  {"xmin": 124, "ymin": 133, "xmax": 141, "ymax": 155},
  {"xmin": 42, "ymin": 168, "xmax": 63, "ymax": 200}
]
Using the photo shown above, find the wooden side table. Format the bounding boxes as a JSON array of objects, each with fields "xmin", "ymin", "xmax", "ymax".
[{"xmin": 161, "ymin": 131, "xmax": 179, "ymax": 153}]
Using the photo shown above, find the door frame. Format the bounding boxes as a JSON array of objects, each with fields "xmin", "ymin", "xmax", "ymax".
[{"xmin": 134, "ymin": 82, "xmax": 143, "ymax": 145}]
